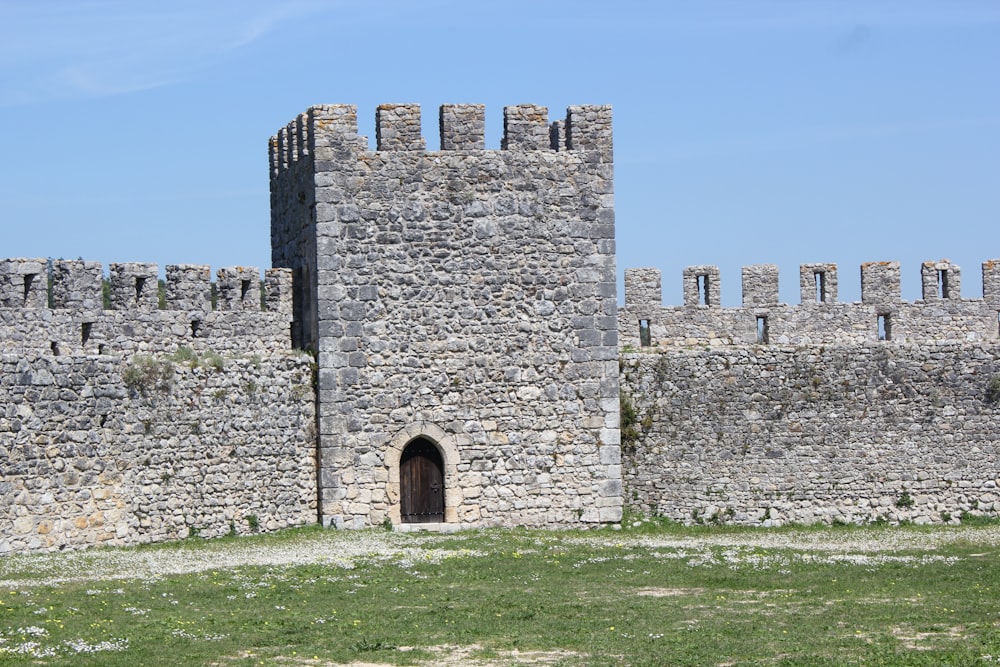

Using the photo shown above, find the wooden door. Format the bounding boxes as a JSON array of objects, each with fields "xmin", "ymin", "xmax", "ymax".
[{"xmin": 400, "ymin": 438, "xmax": 444, "ymax": 523}]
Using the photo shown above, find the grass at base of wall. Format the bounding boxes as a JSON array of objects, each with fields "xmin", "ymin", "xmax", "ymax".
[{"xmin": 1, "ymin": 523, "xmax": 999, "ymax": 666}]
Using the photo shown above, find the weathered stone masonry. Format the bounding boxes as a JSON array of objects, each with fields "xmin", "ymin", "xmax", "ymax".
[
  {"xmin": 0, "ymin": 260, "xmax": 316, "ymax": 554},
  {"xmin": 270, "ymin": 103, "xmax": 622, "ymax": 529},
  {"xmin": 3, "ymin": 101, "xmax": 999, "ymax": 554},
  {"xmin": 620, "ymin": 260, "xmax": 1000, "ymax": 525}
]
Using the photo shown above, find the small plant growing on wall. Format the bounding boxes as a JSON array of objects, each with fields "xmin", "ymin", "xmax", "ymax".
[
  {"xmin": 987, "ymin": 375, "xmax": 1000, "ymax": 405},
  {"xmin": 122, "ymin": 355, "xmax": 174, "ymax": 396},
  {"xmin": 203, "ymin": 350, "xmax": 225, "ymax": 371},
  {"xmin": 620, "ymin": 391, "xmax": 639, "ymax": 453},
  {"xmin": 170, "ymin": 345, "xmax": 197, "ymax": 365}
]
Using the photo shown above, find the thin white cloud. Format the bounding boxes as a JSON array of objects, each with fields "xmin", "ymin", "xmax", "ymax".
[{"xmin": 0, "ymin": 0, "xmax": 331, "ymax": 107}]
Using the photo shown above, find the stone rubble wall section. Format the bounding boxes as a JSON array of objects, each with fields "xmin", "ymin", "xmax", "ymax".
[
  {"xmin": 0, "ymin": 353, "xmax": 317, "ymax": 555},
  {"xmin": 620, "ymin": 343, "xmax": 1000, "ymax": 526},
  {"xmin": 271, "ymin": 103, "xmax": 622, "ymax": 529},
  {"xmin": 621, "ymin": 261, "xmax": 1000, "ymax": 349},
  {"xmin": 0, "ymin": 259, "xmax": 293, "ymax": 356}
]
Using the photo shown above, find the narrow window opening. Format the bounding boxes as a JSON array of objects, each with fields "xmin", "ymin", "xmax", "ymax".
[
  {"xmin": 878, "ymin": 314, "xmax": 891, "ymax": 341},
  {"xmin": 638, "ymin": 319, "xmax": 651, "ymax": 347},
  {"xmin": 241, "ymin": 279, "xmax": 252, "ymax": 303},
  {"xmin": 50, "ymin": 341, "xmax": 60, "ymax": 356},
  {"xmin": 134, "ymin": 276, "xmax": 146, "ymax": 303},
  {"xmin": 756, "ymin": 316, "xmax": 769, "ymax": 344},
  {"xmin": 23, "ymin": 274, "xmax": 36, "ymax": 305},
  {"xmin": 81, "ymin": 322, "xmax": 93, "ymax": 344},
  {"xmin": 549, "ymin": 123, "xmax": 561, "ymax": 151},
  {"xmin": 996, "ymin": 312, "xmax": 999, "ymax": 338},
  {"xmin": 190, "ymin": 320, "xmax": 201, "ymax": 338},
  {"xmin": 697, "ymin": 275, "xmax": 710, "ymax": 305},
  {"xmin": 937, "ymin": 270, "xmax": 950, "ymax": 298},
  {"xmin": 814, "ymin": 271, "xmax": 826, "ymax": 302}
]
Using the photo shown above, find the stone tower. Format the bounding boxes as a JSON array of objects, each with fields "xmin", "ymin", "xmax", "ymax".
[{"xmin": 270, "ymin": 103, "xmax": 622, "ymax": 529}]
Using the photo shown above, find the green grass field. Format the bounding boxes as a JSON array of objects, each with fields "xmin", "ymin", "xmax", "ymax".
[{"xmin": 1, "ymin": 520, "xmax": 999, "ymax": 666}]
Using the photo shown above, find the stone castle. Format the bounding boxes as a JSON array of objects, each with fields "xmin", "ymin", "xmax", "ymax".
[{"xmin": 1, "ymin": 103, "xmax": 997, "ymax": 554}]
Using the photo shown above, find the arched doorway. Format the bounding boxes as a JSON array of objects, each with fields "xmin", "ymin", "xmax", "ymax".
[{"xmin": 399, "ymin": 437, "xmax": 445, "ymax": 523}]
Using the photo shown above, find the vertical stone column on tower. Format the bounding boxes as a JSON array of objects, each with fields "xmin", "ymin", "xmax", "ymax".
[
  {"xmin": 683, "ymin": 266, "xmax": 721, "ymax": 306},
  {"xmin": 742, "ymin": 265, "xmax": 779, "ymax": 307},
  {"xmin": 439, "ymin": 105, "xmax": 485, "ymax": 150},
  {"xmin": 51, "ymin": 260, "xmax": 103, "ymax": 311},
  {"xmin": 861, "ymin": 261, "xmax": 901, "ymax": 306},
  {"xmin": 799, "ymin": 263, "xmax": 838, "ymax": 303},
  {"xmin": 861, "ymin": 261, "xmax": 901, "ymax": 341},
  {"xmin": 217, "ymin": 267, "xmax": 262, "ymax": 312},
  {"xmin": 623, "ymin": 268, "xmax": 662, "ymax": 349},
  {"xmin": 165, "ymin": 265, "xmax": 212, "ymax": 312},
  {"xmin": 0, "ymin": 258, "xmax": 48, "ymax": 308},
  {"xmin": 109, "ymin": 263, "xmax": 159, "ymax": 311},
  {"xmin": 625, "ymin": 269, "xmax": 662, "ymax": 309},
  {"xmin": 984, "ymin": 260, "xmax": 1000, "ymax": 306},
  {"xmin": 920, "ymin": 260, "xmax": 961, "ymax": 300}
]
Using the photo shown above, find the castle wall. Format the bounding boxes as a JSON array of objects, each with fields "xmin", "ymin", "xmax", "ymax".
[
  {"xmin": 620, "ymin": 261, "xmax": 1000, "ymax": 348},
  {"xmin": 0, "ymin": 260, "xmax": 317, "ymax": 554},
  {"xmin": 271, "ymin": 103, "xmax": 622, "ymax": 529},
  {"xmin": 0, "ymin": 259, "xmax": 295, "ymax": 356},
  {"xmin": 620, "ymin": 343, "xmax": 1000, "ymax": 525},
  {"xmin": 7, "ymin": 98, "xmax": 999, "ymax": 551},
  {"xmin": 619, "ymin": 258, "xmax": 1000, "ymax": 525}
]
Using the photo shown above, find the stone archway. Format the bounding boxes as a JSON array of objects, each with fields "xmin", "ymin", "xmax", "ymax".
[{"xmin": 385, "ymin": 422, "xmax": 459, "ymax": 525}]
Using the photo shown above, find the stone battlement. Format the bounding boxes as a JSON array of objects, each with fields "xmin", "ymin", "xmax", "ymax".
[
  {"xmin": 0, "ymin": 258, "xmax": 293, "ymax": 356},
  {"xmin": 621, "ymin": 260, "xmax": 1000, "ymax": 348},
  {"xmin": 269, "ymin": 103, "xmax": 613, "ymax": 176}
]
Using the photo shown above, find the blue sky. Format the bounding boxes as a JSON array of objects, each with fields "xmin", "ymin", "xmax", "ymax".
[{"xmin": 1, "ymin": 1, "xmax": 998, "ymax": 306}]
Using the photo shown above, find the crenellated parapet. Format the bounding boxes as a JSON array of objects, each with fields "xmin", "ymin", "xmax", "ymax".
[
  {"xmin": 110, "ymin": 262, "xmax": 159, "ymax": 311},
  {"xmin": 742, "ymin": 265, "xmax": 779, "ymax": 307},
  {"xmin": 51, "ymin": 260, "xmax": 103, "ymax": 311},
  {"xmin": 0, "ymin": 258, "xmax": 293, "ymax": 356},
  {"xmin": 682, "ymin": 266, "xmax": 721, "ymax": 306},
  {"xmin": 269, "ymin": 102, "xmax": 613, "ymax": 173},
  {"xmin": 440, "ymin": 104, "xmax": 486, "ymax": 150},
  {"xmin": 799, "ymin": 263, "xmax": 838, "ymax": 303},
  {"xmin": 0, "ymin": 258, "xmax": 47, "ymax": 308},
  {"xmin": 921, "ymin": 259, "xmax": 961, "ymax": 300},
  {"xmin": 621, "ymin": 259, "xmax": 1000, "ymax": 349},
  {"xmin": 860, "ymin": 261, "xmax": 902, "ymax": 307},
  {"xmin": 986, "ymin": 259, "xmax": 1000, "ymax": 306}
]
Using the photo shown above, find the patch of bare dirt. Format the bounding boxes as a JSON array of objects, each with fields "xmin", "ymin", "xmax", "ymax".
[
  {"xmin": 891, "ymin": 625, "xmax": 966, "ymax": 650},
  {"xmin": 257, "ymin": 644, "xmax": 584, "ymax": 666},
  {"xmin": 636, "ymin": 586, "xmax": 704, "ymax": 597}
]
